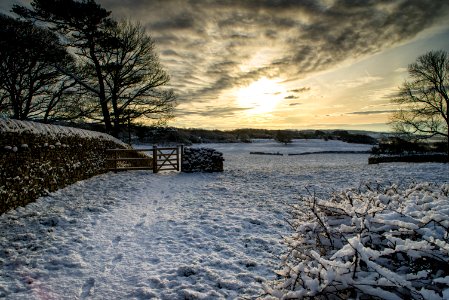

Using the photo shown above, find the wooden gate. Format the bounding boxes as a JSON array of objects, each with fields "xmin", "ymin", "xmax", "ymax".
[
  {"xmin": 152, "ymin": 146, "xmax": 183, "ymax": 173},
  {"xmin": 106, "ymin": 145, "xmax": 183, "ymax": 173}
]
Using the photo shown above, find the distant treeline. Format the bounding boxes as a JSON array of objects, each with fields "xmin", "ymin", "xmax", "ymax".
[
  {"xmin": 131, "ymin": 126, "xmax": 379, "ymax": 145},
  {"xmin": 43, "ymin": 121, "xmax": 448, "ymax": 158},
  {"xmin": 47, "ymin": 122, "xmax": 380, "ymax": 145}
]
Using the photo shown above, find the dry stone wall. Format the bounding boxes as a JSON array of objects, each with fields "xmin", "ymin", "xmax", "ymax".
[
  {"xmin": 182, "ymin": 147, "xmax": 224, "ymax": 172},
  {"xmin": 0, "ymin": 119, "xmax": 126, "ymax": 214}
]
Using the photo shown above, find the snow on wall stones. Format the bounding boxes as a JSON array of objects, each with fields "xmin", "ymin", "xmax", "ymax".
[
  {"xmin": 181, "ymin": 147, "xmax": 224, "ymax": 172},
  {"xmin": 0, "ymin": 119, "xmax": 127, "ymax": 214}
]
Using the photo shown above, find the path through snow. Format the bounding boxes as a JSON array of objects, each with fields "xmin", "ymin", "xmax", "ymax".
[
  {"xmin": 1, "ymin": 171, "xmax": 287, "ymax": 299},
  {"xmin": 1, "ymin": 140, "xmax": 448, "ymax": 299}
]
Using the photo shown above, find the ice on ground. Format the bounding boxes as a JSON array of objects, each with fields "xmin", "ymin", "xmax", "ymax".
[{"xmin": 1, "ymin": 140, "xmax": 448, "ymax": 299}]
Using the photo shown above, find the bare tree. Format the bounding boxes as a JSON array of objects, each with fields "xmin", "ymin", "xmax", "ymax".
[
  {"xmin": 391, "ymin": 50, "xmax": 448, "ymax": 156},
  {"xmin": 14, "ymin": 1, "xmax": 175, "ymax": 136},
  {"xmin": 13, "ymin": 0, "xmax": 117, "ymax": 133},
  {"xmin": 41, "ymin": 78, "xmax": 100, "ymax": 123},
  {"xmin": 93, "ymin": 20, "xmax": 175, "ymax": 136},
  {"xmin": 0, "ymin": 14, "xmax": 74, "ymax": 120}
]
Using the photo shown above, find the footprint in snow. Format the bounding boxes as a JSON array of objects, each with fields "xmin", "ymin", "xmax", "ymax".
[
  {"xmin": 112, "ymin": 253, "xmax": 123, "ymax": 265},
  {"xmin": 80, "ymin": 277, "xmax": 95, "ymax": 299},
  {"xmin": 149, "ymin": 257, "xmax": 161, "ymax": 264},
  {"xmin": 135, "ymin": 220, "xmax": 145, "ymax": 227},
  {"xmin": 112, "ymin": 236, "xmax": 121, "ymax": 246}
]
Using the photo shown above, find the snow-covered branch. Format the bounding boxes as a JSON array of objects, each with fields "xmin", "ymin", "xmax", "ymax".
[{"xmin": 268, "ymin": 183, "xmax": 449, "ymax": 299}]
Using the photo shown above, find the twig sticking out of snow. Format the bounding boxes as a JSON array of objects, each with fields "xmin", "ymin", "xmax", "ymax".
[{"xmin": 268, "ymin": 183, "xmax": 449, "ymax": 300}]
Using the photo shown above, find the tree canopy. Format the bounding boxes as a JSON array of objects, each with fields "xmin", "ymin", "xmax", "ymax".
[
  {"xmin": 274, "ymin": 130, "xmax": 293, "ymax": 145},
  {"xmin": 11, "ymin": 0, "xmax": 175, "ymax": 136},
  {"xmin": 0, "ymin": 14, "xmax": 74, "ymax": 120},
  {"xmin": 94, "ymin": 20, "xmax": 175, "ymax": 134},
  {"xmin": 391, "ymin": 50, "xmax": 448, "ymax": 156}
]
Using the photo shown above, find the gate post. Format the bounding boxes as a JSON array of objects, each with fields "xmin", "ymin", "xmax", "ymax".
[
  {"xmin": 179, "ymin": 145, "xmax": 184, "ymax": 171},
  {"xmin": 176, "ymin": 145, "xmax": 180, "ymax": 171},
  {"xmin": 152, "ymin": 145, "xmax": 158, "ymax": 173},
  {"xmin": 114, "ymin": 150, "xmax": 118, "ymax": 173}
]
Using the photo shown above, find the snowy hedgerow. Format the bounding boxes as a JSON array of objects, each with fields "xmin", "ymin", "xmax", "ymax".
[{"xmin": 268, "ymin": 183, "xmax": 449, "ymax": 299}]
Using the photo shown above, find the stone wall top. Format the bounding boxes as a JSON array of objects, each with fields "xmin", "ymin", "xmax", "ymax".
[{"xmin": 0, "ymin": 118, "xmax": 125, "ymax": 146}]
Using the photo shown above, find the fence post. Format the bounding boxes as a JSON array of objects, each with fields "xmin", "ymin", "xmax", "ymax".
[
  {"xmin": 114, "ymin": 150, "xmax": 118, "ymax": 173},
  {"xmin": 152, "ymin": 145, "xmax": 158, "ymax": 173},
  {"xmin": 179, "ymin": 145, "xmax": 184, "ymax": 172},
  {"xmin": 176, "ymin": 145, "xmax": 180, "ymax": 171}
]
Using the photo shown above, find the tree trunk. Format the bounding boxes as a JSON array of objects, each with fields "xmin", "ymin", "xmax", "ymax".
[
  {"xmin": 23, "ymin": 91, "xmax": 33, "ymax": 119},
  {"xmin": 12, "ymin": 94, "xmax": 21, "ymax": 120},
  {"xmin": 446, "ymin": 130, "xmax": 449, "ymax": 162},
  {"xmin": 89, "ymin": 42, "xmax": 112, "ymax": 135},
  {"xmin": 110, "ymin": 89, "xmax": 121, "ymax": 138},
  {"xmin": 446, "ymin": 105, "xmax": 449, "ymax": 162}
]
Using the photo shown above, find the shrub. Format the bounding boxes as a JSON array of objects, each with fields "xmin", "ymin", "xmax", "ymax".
[
  {"xmin": 275, "ymin": 130, "xmax": 293, "ymax": 145},
  {"xmin": 268, "ymin": 183, "xmax": 449, "ymax": 299},
  {"xmin": 339, "ymin": 134, "xmax": 377, "ymax": 145},
  {"xmin": 372, "ymin": 138, "xmax": 431, "ymax": 155}
]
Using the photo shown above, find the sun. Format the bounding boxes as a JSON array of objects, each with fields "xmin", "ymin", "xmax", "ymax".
[{"xmin": 236, "ymin": 77, "xmax": 287, "ymax": 115}]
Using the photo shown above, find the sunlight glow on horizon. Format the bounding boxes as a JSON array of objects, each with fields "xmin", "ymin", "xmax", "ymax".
[
  {"xmin": 235, "ymin": 77, "xmax": 287, "ymax": 115},
  {"xmin": 2, "ymin": 0, "xmax": 447, "ymax": 132}
]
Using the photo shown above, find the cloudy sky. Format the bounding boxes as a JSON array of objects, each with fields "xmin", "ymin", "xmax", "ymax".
[{"xmin": 2, "ymin": 0, "xmax": 449, "ymax": 131}]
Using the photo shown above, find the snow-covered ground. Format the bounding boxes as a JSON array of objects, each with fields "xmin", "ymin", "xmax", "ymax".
[{"xmin": 1, "ymin": 140, "xmax": 448, "ymax": 299}]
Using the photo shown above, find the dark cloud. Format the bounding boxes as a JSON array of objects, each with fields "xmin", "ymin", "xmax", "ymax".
[
  {"xmin": 347, "ymin": 110, "xmax": 397, "ymax": 115},
  {"xmin": 150, "ymin": 14, "xmax": 196, "ymax": 31},
  {"xmin": 95, "ymin": 0, "xmax": 449, "ymax": 107},
  {"xmin": 264, "ymin": 29, "xmax": 277, "ymax": 39},
  {"xmin": 176, "ymin": 106, "xmax": 249, "ymax": 117},
  {"xmin": 151, "ymin": 34, "xmax": 182, "ymax": 46},
  {"xmin": 289, "ymin": 87, "xmax": 310, "ymax": 93},
  {"xmin": 280, "ymin": 0, "xmax": 449, "ymax": 74},
  {"xmin": 4, "ymin": 0, "xmax": 443, "ymax": 130},
  {"xmin": 161, "ymin": 49, "xmax": 179, "ymax": 56},
  {"xmin": 305, "ymin": 122, "xmax": 389, "ymax": 130}
]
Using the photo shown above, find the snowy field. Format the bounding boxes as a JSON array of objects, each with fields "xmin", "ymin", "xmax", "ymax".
[{"xmin": 1, "ymin": 139, "xmax": 448, "ymax": 299}]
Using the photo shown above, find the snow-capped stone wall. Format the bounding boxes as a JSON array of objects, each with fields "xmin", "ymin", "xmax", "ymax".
[
  {"xmin": 181, "ymin": 147, "xmax": 224, "ymax": 172},
  {"xmin": 0, "ymin": 119, "xmax": 127, "ymax": 214}
]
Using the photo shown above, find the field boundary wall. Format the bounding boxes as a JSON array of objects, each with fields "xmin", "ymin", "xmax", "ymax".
[{"xmin": 0, "ymin": 119, "xmax": 127, "ymax": 214}]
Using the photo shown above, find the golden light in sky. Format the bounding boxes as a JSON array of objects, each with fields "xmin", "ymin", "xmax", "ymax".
[
  {"xmin": 236, "ymin": 77, "xmax": 287, "ymax": 115},
  {"xmin": 3, "ymin": 0, "xmax": 441, "ymax": 131}
]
